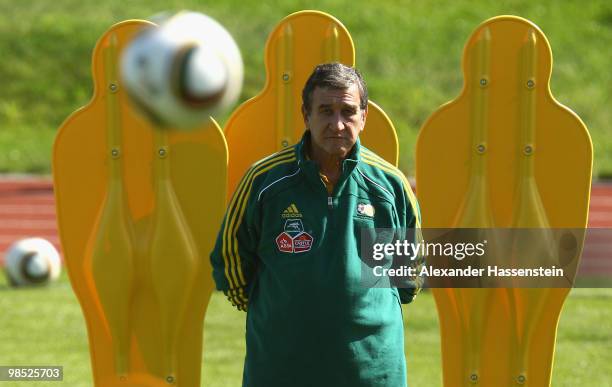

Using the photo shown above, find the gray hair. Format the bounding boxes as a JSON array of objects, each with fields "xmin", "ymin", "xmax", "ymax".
[{"xmin": 301, "ymin": 62, "xmax": 368, "ymax": 114}]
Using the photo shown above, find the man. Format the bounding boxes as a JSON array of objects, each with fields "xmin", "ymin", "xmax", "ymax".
[{"xmin": 210, "ymin": 63, "xmax": 422, "ymax": 387}]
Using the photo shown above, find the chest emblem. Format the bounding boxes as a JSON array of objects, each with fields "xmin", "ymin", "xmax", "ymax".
[
  {"xmin": 357, "ymin": 203, "xmax": 375, "ymax": 217},
  {"xmin": 275, "ymin": 218, "xmax": 314, "ymax": 253}
]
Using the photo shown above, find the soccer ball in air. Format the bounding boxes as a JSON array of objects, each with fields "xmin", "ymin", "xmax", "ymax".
[
  {"xmin": 4, "ymin": 238, "xmax": 62, "ymax": 287},
  {"xmin": 121, "ymin": 11, "xmax": 244, "ymax": 129}
]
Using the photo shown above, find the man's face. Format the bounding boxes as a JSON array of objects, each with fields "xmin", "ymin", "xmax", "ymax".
[{"xmin": 302, "ymin": 84, "xmax": 367, "ymax": 159}]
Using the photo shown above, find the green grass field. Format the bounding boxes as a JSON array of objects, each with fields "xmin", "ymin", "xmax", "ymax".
[
  {"xmin": 0, "ymin": 0, "xmax": 610, "ymax": 176},
  {"xmin": 0, "ymin": 272, "xmax": 610, "ymax": 386}
]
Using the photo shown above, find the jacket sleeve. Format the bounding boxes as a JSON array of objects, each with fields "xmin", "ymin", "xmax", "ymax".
[
  {"xmin": 395, "ymin": 176, "xmax": 424, "ymax": 304},
  {"xmin": 210, "ymin": 168, "xmax": 260, "ymax": 311}
]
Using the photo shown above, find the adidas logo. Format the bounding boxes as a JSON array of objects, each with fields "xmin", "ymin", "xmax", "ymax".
[{"xmin": 282, "ymin": 203, "xmax": 302, "ymax": 218}]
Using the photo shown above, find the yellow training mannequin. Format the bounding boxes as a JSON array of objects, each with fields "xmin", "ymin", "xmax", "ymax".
[
  {"xmin": 416, "ymin": 16, "xmax": 592, "ymax": 387},
  {"xmin": 53, "ymin": 20, "xmax": 227, "ymax": 386}
]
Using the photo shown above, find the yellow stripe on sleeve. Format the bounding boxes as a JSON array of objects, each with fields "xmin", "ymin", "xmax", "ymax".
[
  {"xmin": 221, "ymin": 147, "xmax": 295, "ymax": 301},
  {"xmin": 361, "ymin": 149, "xmax": 421, "ymax": 229},
  {"xmin": 229, "ymin": 157, "xmax": 297, "ymax": 287}
]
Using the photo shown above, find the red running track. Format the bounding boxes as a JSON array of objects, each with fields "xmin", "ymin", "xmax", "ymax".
[{"xmin": 0, "ymin": 177, "xmax": 610, "ymax": 275}]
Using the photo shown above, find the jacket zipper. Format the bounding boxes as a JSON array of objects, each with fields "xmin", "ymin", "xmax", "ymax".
[{"xmin": 327, "ymin": 196, "xmax": 333, "ymax": 209}]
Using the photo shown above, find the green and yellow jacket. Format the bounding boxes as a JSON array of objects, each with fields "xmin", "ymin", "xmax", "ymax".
[{"xmin": 210, "ymin": 131, "xmax": 422, "ymax": 387}]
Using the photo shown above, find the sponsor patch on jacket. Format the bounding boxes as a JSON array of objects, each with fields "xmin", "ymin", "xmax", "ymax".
[
  {"xmin": 292, "ymin": 232, "xmax": 313, "ymax": 253},
  {"xmin": 276, "ymin": 218, "xmax": 313, "ymax": 253},
  {"xmin": 357, "ymin": 203, "xmax": 375, "ymax": 217},
  {"xmin": 284, "ymin": 219, "xmax": 304, "ymax": 235},
  {"xmin": 275, "ymin": 232, "xmax": 293, "ymax": 253}
]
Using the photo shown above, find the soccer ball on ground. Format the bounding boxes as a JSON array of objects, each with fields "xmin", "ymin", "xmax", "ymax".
[
  {"xmin": 121, "ymin": 11, "xmax": 244, "ymax": 129},
  {"xmin": 4, "ymin": 238, "xmax": 62, "ymax": 287}
]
